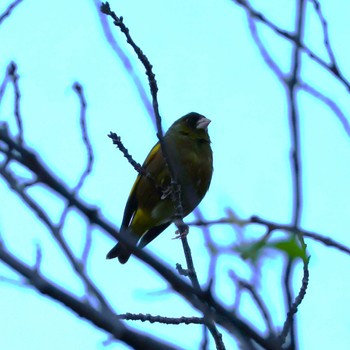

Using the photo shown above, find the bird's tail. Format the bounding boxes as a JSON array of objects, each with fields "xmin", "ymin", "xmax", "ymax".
[
  {"xmin": 106, "ymin": 226, "xmax": 138, "ymax": 264},
  {"xmin": 106, "ymin": 242, "xmax": 131, "ymax": 264}
]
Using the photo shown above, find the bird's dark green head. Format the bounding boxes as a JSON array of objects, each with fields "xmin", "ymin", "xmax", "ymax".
[{"xmin": 167, "ymin": 112, "xmax": 211, "ymax": 143}]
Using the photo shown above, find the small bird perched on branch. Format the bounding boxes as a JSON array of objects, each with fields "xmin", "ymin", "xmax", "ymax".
[{"xmin": 107, "ymin": 112, "xmax": 213, "ymax": 264}]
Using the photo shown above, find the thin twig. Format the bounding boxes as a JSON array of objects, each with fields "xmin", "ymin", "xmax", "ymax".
[
  {"xmin": 8, "ymin": 62, "xmax": 23, "ymax": 144},
  {"xmin": 118, "ymin": 313, "xmax": 205, "ymax": 325},
  {"xmin": 34, "ymin": 242, "xmax": 42, "ymax": 273},
  {"xmin": 298, "ymin": 81, "xmax": 350, "ymax": 138},
  {"xmin": 194, "ymin": 209, "xmax": 219, "ymax": 289},
  {"xmin": 0, "ymin": 67, "xmax": 9, "ymax": 104},
  {"xmin": 176, "ymin": 231, "xmax": 225, "ymax": 350},
  {"xmin": 93, "ymin": 0, "xmax": 154, "ymax": 125},
  {"xmin": 279, "ymin": 257, "xmax": 310, "ymax": 344},
  {"xmin": 247, "ymin": 17, "xmax": 285, "ymax": 81},
  {"xmin": 192, "ymin": 214, "xmax": 350, "ymax": 256},
  {"xmin": 0, "ymin": 0, "xmax": 23, "ymax": 25},
  {"xmin": 0, "ymin": 275, "xmax": 28, "ymax": 287},
  {"xmin": 251, "ymin": 216, "xmax": 350, "ymax": 256},
  {"xmin": 100, "ymin": 3, "xmax": 160, "ymax": 129},
  {"xmin": 108, "ymin": 132, "xmax": 157, "ymax": 183},
  {"xmin": 0, "ymin": 242, "xmax": 179, "ymax": 350},
  {"xmin": 73, "ymin": 82, "xmax": 94, "ymax": 188},
  {"xmin": 0, "ymin": 166, "xmax": 111, "ymax": 311},
  {"xmin": 309, "ymin": 0, "xmax": 337, "ymax": 67},
  {"xmin": 58, "ymin": 83, "xmax": 94, "ymax": 229},
  {"xmin": 229, "ymin": 270, "xmax": 275, "ymax": 335},
  {"xmin": 232, "ymin": 0, "xmax": 350, "ymax": 91},
  {"xmin": 81, "ymin": 226, "xmax": 93, "ymax": 269}
]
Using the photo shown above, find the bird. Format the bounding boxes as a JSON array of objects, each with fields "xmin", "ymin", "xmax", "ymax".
[{"xmin": 107, "ymin": 112, "xmax": 213, "ymax": 264}]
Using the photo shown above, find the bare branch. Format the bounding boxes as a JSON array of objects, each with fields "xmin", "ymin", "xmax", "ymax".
[
  {"xmin": 34, "ymin": 242, "xmax": 42, "ymax": 273},
  {"xmin": 58, "ymin": 82, "xmax": 94, "ymax": 229},
  {"xmin": 0, "ymin": 0, "xmax": 23, "ymax": 26},
  {"xmin": 118, "ymin": 313, "xmax": 205, "ymax": 325},
  {"xmin": 309, "ymin": 0, "xmax": 337, "ymax": 68},
  {"xmin": 193, "ymin": 209, "xmax": 219, "ymax": 292},
  {"xmin": 0, "ymin": 67, "xmax": 9, "ymax": 104},
  {"xmin": 0, "ymin": 241, "xmax": 178, "ymax": 350},
  {"xmin": 176, "ymin": 230, "xmax": 226, "ymax": 350},
  {"xmin": 0, "ymin": 166, "xmax": 111, "ymax": 310},
  {"xmin": 0, "ymin": 275, "xmax": 28, "ymax": 287},
  {"xmin": 193, "ymin": 214, "xmax": 350, "ymax": 258},
  {"xmin": 250, "ymin": 216, "xmax": 350, "ymax": 256},
  {"xmin": 107, "ymin": 131, "xmax": 161, "ymax": 190},
  {"xmin": 72, "ymin": 82, "xmax": 94, "ymax": 190},
  {"xmin": 8, "ymin": 62, "xmax": 23, "ymax": 144},
  {"xmin": 229, "ymin": 270, "xmax": 275, "ymax": 335},
  {"xmin": 298, "ymin": 81, "xmax": 350, "ymax": 137},
  {"xmin": 279, "ymin": 258, "xmax": 310, "ymax": 345},
  {"xmin": 92, "ymin": 0, "xmax": 154, "ymax": 125},
  {"xmin": 100, "ymin": 2, "xmax": 160, "ymax": 129},
  {"xmin": 81, "ymin": 226, "xmax": 92, "ymax": 269},
  {"xmin": 232, "ymin": 0, "xmax": 350, "ymax": 91},
  {"xmin": 247, "ymin": 17, "xmax": 286, "ymax": 81}
]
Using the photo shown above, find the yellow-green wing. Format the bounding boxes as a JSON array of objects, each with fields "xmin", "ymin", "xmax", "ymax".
[{"xmin": 121, "ymin": 142, "xmax": 170, "ymax": 234}]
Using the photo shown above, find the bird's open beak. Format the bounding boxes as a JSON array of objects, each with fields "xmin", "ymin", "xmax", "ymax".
[{"xmin": 196, "ymin": 117, "xmax": 211, "ymax": 130}]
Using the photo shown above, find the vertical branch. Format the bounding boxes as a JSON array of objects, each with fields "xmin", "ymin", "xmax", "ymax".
[
  {"xmin": 58, "ymin": 82, "xmax": 94, "ymax": 228},
  {"xmin": 283, "ymin": 0, "xmax": 307, "ymax": 348},
  {"xmin": 279, "ymin": 257, "xmax": 310, "ymax": 343},
  {"xmin": 194, "ymin": 208, "xmax": 219, "ymax": 289},
  {"xmin": 233, "ymin": 0, "xmax": 311, "ymax": 347},
  {"xmin": 8, "ymin": 62, "xmax": 23, "ymax": 144},
  {"xmin": 288, "ymin": 0, "xmax": 306, "ymax": 228},
  {"xmin": 72, "ymin": 82, "xmax": 94, "ymax": 189},
  {"xmin": 177, "ymin": 210, "xmax": 225, "ymax": 350}
]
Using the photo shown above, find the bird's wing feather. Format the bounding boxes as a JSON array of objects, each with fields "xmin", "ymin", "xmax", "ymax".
[
  {"xmin": 138, "ymin": 222, "xmax": 171, "ymax": 249},
  {"xmin": 121, "ymin": 142, "xmax": 162, "ymax": 229}
]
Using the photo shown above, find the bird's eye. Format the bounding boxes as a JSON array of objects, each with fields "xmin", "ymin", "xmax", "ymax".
[{"xmin": 180, "ymin": 131, "xmax": 189, "ymax": 136}]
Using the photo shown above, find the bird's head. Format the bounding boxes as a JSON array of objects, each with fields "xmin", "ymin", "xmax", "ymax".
[{"xmin": 167, "ymin": 112, "xmax": 211, "ymax": 143}]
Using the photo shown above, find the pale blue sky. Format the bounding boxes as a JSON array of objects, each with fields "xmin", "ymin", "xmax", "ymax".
[{"xmin": 1, "ymin": 0, "xmax": 350, "ymax": 349}]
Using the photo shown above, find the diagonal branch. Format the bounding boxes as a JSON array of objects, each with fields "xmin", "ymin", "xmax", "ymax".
[
  {"xmin": 0, "ymin": 241, "xmax": 178, "ymax": 350},
  {"xmin": 232, "ymin": 0, "xmax": 350, "ymax": 91},
  {"xmin": 0, "ymin": 166, "xmax": 110, "ymax": 310},
  {"xmin": 0, "ymin": 0, "xmax": 23, "ymax": 25},
  {"xmin": 92, "ymin": 0, "xmax": 155, "ymax": 126}
]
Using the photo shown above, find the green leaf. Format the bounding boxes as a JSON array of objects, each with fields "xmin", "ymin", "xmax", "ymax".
[
  {"xmin": 234, "ymin": 239, "xmax": 266, "ymax": 263},
  {"xmin": 268, "ymin": 238, "xmax": 307, "ymax": 261}
]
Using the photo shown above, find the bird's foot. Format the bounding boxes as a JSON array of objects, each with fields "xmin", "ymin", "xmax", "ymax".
[{"xmin": 173, "ymin": 219, "xmax": 189, "ymax": 239}]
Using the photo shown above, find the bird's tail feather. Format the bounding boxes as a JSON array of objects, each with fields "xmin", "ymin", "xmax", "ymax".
[{"xmin": 106, "ymin": 242, "xmax": 131, "ymax": 264}]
